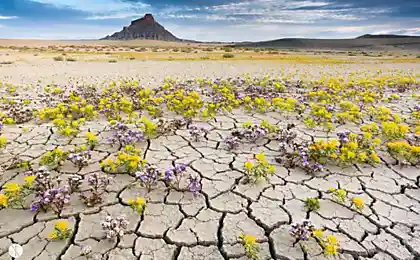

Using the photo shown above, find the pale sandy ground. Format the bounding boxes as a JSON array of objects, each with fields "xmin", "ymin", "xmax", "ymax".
[{"xmin": 1, "ymin": 58, "xmax": 419, "ymax": 86}]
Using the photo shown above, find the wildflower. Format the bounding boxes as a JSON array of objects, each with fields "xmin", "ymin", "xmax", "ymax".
[
  {"xmin": 187, "ymin": 175, "xmax": 202, "ymax": 193},
  {"xmin": 313, "ymin": 229, "xmax": 324, "ymax": 238},
  {"xmin": 255, "ymin": 153, "xmax": 266, "ymax": 162},
  {"xmin": 56, "ymin": 221, "xmax": 68, "ymax": 232},
  {"xmin": 3, "ymin": 183, "xmax": 21, "ymax": 194},
  {"xmin": 352, "ymin": 197, "xmax": 364, "ymax": 210},
  {"xmin": 244, "ymin": 161, "xmax": 254, "ymax": 171},
  {"xmin": 24, "ymin": 175, "xmax": 36, "ymax": 186},
  {"xmin": 324, "ymin": 242, "xmax": 338, "ymax": 256},
  {"xmin": 128, "ymin": 197, "xmax": 147, "ymax": 214},
  {"xmin": 0, "ymin": 194, "xmax": 8, "ymax": 207}
]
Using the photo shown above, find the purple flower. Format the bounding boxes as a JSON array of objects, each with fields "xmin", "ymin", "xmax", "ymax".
[{"xmin": 187, "ymin": 175, "xmax": 202, "ymax": 193}]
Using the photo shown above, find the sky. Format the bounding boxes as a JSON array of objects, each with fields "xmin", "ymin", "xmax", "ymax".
[{"xmin": 0, "ymin": 0, "xmax": 419, "ymax": 41}]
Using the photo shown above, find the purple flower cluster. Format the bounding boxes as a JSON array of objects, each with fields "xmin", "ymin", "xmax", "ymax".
[
  {"xmin": 101, "ymin": 215, "xmax": 129, "ymax": 239},
  {"xmin": 67, "ymin": 149, "xmax": 91, "ymax": 167},
  {"xmin": 414, "ymin": 105, "xmax": 420, "ymax": 111},
  {"xmin": 187, "ymin": 174, "xmax": 202, "ymax": 194},
  {"xmin": 68, "ymin": 174, "xmax": 83, "ymax": 192},
  {"xmin": 337, "ymin": 131, "xmax": 351, "ymax": 143},
  {"xmin": 80, "ymin": 173, "xmax": 112, "ymax": 207},
  {"xmin": 135, "ymin": 164, "xmax": 161, "ymax": 192},
  {"xmin": 290, "ymin": 220, "xmax": 316, "ymax": 243},
  {"xmin": 188, "ymin": 125, "xmax": 208, "ymax": 141},
  {"xmin": 242, "ymin": 124, "xmax": 268, "ymax": 141},
  {"xmin": 0, "ymin": 122, "xmax": 3, "ymax": 132},
  {"xmin": 29, "ymin": 167, "xmax": 72, "ymax": 214},
  {"xmin": 224, "ymin": 135, "xmax": 241, "ymax": 150},
  {"xmin": 163, "ymin": 163, "xmax": 187, "ymax": 189},
  {"xmin": 31, "ymin": 186, "xmax": 71, "ymax": 214},
  {"xmin": 108, "ymin": 122, "xmax": 144, "ymax": 146}
]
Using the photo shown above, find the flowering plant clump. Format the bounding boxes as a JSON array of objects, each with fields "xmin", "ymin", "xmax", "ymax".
[
  {"xmin": 100, "ymin": 145, "xmax": 145, "ymax": 174},
  {"xmin": 80, "ymin": 173, "xmax": 112, "ymax": 207},
  {"xmin": 107, "ymin": 121, "xmax": 144, "ymax": 146},
  {"xmin": 387, "ymin": 141, "xmax": 420, "ymax": 165},
  {"xmin": 49, "ymin": 220, "xmax": 72, "ymax": 240},
  {"xmin": 156, "ymin": 118, "xmax": 189, "ymax": 135},
  {"xmin": 329, "ymin": 188, "xmax": 347, "ymax": 203},
  {"xmin": 276, "ymin": 141, "xmax": 324, "ymax": 174},
  {"xmin": 67, "ymin": 174, "xmax": 83, "ymax": 193},
  {"xmin": 128, "ymin": 197, "xmax": 147, "ymax": 215},
  {"xmin": 0, "ymin": 135, "xmax": 8, "ymax": 149},
  {"xmin": 52, "ymin": 117, "xmax": 85, "ymax": 137},
  {"xmin": 138, "ymin": 116, "xmax": 159, "ymax": 140},
  {"xmin": 40, "ymin": 147, "xmax": 69, "ymax": 169},
  {"xmin": 101, "ymin": 215, "xmax": 129, "ymax": 240},
  {"xmin": 188, "ymin": 124, "xmax": 209, "ymax": 141},
  {"xmin": 67, "ymin": 146, "xmax": 91, "ymax": 167},
  {"xmin": 187, "ymin": 174, "xmax": 202, "ymax": 194},
  {"xmin": 244, "ymin": 153, "xmax": 275, "ymax": 183},
  {"xmin": 289, "ymin": 220, "xmax": 340, "ymax": 256},
  {"xmin": 29, "ymin": 168, "xmax": 72, "ymax": 215},
  {"xmin": 135, "ymin": 164, "xmax": 162, "ymax": 192},
  {"xmin": 0, "ymin": 182, "xmax": 31, "ymax": 209},
  {"xmin": 163, "ymin": 163, "xmax": 187, "ymax": 189},
  {"xmin": 239, "ymin": 233, "xmax": 260, "ymax": 260},
  {"xmin": 85, "ymin": 131, "xmax": 98, "ymax": 148},
  {"xmin": 381, "ymin": 121, "xmax": 409, "ymax": 140},
  {"xmin": 304, "ymin": 197, "xmax": 320, "ymax": 212}
]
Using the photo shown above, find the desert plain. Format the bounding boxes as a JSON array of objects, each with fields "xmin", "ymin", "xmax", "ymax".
[{"xmin": 0, "ymin": 39, "xmax": 419, "ymax": 260}]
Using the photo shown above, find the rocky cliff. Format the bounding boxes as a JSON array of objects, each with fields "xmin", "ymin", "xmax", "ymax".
[{"xmin": 101, "ymin": 14, "xmax": 181, "ymax": 41}]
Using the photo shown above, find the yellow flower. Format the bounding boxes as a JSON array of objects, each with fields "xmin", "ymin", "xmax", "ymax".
[
  {"xmin": 25, "ymin": 175, "xmax": 36, "ymax": 186},
  {"xmin": 324, "ymin": 243, "xmax": 338, "ymax": 256},
  {"xmin": 255, "ymin": 153, "xmax": 266, "ymax": 162},
  {"xmin": 267, "ymin": 165, "xmax": 275, "ymax": 174},
  {"xmin": 370, "ymin": 152, "xmax": 380, "ymax": 163},
  {"xmin": 49, "ymin": 232, "xmax": 58, "ymax": 239},
  {"xmin": 313, "ymin": 229, "xmax": 324, "ymax": 238},
  {"xmin": 326, "ymin": 235, "xmax": 339, "ymax": 246},
  {"xmin": 241, "ymin": 234, "xmax": 257, "ymax": 245},
  {"xmin": 352, "ymin": 197, "xmax": 364, "ymax": 210},
  {"xmin": 136, "ymin": 197, "xmax": 146, "ymax": 206},
  {"xmin": 128, "ymin": 199, "xmax": 135, "ymax": 205},
  {"xmin": 329, "ymin": 188, "xmax": 336, "ymax": 193},
  {"xmin": 358, "ymin": 152, "xmax": 367, "ymax": 162},
  {"xmin": 55, "ymin": 221, "xmax": 68, "ymax": 232},
  {"xmin": 3, "ymin": 183, "xmax": 21, "ymax": 194},
  {"xmin": 0, "ymin": 194, "xmax": 8, "ymax": 207},
  {"xmin": 244, "ymin": 161, "xmax": 254, "ymax": 171}
]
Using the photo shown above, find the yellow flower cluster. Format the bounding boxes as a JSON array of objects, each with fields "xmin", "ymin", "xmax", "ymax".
[
  {"xmin": 387, "ymin": 141, "xmax": 420, "ymax": 165},
  {"xmin": 0, "ymin": 136, "xmax": 7, "ymax": 149},
  {"xmin": 244, "ymin": 153, "xmax": 275, "ymax": 182},
  {"xmin": 101, "ymin": 145, "xmax": 146, "ymax": 173},
  {"xmin": 128, "ymin": 197, "xmax": 147, "ymax": 214},
  {"xmin": 239, "ymin": 233, "xmax": 260, "ymax": 260},
  {"xmin": 49, "ymin": 220, "xmax": 72, "ymax": 240},
  {"xmin": 381, "ymin": 121, "xmax": 409, "ymax": 140}
]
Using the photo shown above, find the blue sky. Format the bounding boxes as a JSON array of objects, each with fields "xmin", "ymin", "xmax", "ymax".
[{"xmin": 0, "ymin": 0, "xmax": 419, "ymax": 41}]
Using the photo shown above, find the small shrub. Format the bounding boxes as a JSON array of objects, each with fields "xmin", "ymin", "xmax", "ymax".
[
  {"xmin": 223, "ymin": 47, "xmax": 233, "ymax": 52},
  {"xmin": 53, "ymin": 56, "xmax": 64, "ymax": 61},
  {"xmin": 108, "ymin": 59, "xmax": 118, "ymax": 63},
  {"xmin": 65, "ymin": 57, "xmax": 77, "ymax": 62},
  {"xmin": 172, "ymin": 48, "xmax": 179, "ymax": 52},
  {"xmin": 200, "ymin": 56, "xmax": 210, "ymax": 60},
  {"xmin": 129, "ymin": 57, "xmax": 136, "ymax": 60},
  {"xmin": 223, "ymin": 53, "xmax": 234, "ymax": 58},
  {"xmin": 305, "ymin": 197, "xmax": 320, "ymax": 212},
  {"xmin": 0, "ymin": 61, "xmax": 13, "ymax": 65}
]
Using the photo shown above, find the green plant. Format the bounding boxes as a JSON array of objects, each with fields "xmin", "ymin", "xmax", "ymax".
[
  {"xmin": 239, "ymin": 233, "xmax": 260, "ymax": 260},
  {"xmin": 223, "ymin": 53, "xmax": 234, "ymax": 58},
  {"xmin": 128, "ymin": 197, "xmax": 147, "ymax": 214},
  {"xmin": 53, "ymin": 56, "xmax": 64, "ymax": 61},
  {"xmin": 108, "ymin": 59, "xmax": 118, "ymax": 63},
  {"xmin": 305, "ymin": 197, "xmax": 320, "ymax": 212},
  {"xmin": 49, "ymin": 220, "xmax": 72, "ymax": 240},
  {"xmin": 244, "ymin": 153, "xmax": 275, "ymax": 183}
]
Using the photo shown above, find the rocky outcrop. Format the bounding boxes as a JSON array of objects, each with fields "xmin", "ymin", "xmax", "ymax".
[{"xmin": 101, "ymin": 14, "xmax": 181, "ymax": 41}]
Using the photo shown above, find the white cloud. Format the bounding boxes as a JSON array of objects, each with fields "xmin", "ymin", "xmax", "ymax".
[
  {"xmin": 0, "ymin": 16, "xmax": 18, "ymax": 20},
  {"xmin": 85, "ymin": 12, "xmax": 144, "ymax": 20}
]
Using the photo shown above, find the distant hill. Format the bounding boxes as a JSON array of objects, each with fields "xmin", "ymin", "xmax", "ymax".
[
  {"xmin": 236, "ymin": 34, "xmax": 420, "ymax": 50},
  {"xmin": 101, "ymin": 14, "xmax": 181, "ymax": 41}
]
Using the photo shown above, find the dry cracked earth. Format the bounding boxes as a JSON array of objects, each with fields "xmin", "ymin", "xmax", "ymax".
[{"xmin": 0, "ymin": 63, "xmax": 419, "ymax": 260}]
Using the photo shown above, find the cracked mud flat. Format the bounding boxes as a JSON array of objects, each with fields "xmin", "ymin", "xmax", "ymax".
[{"xmin": 0, "ymin": 61, "xmax": 420, "ymax": 260}]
